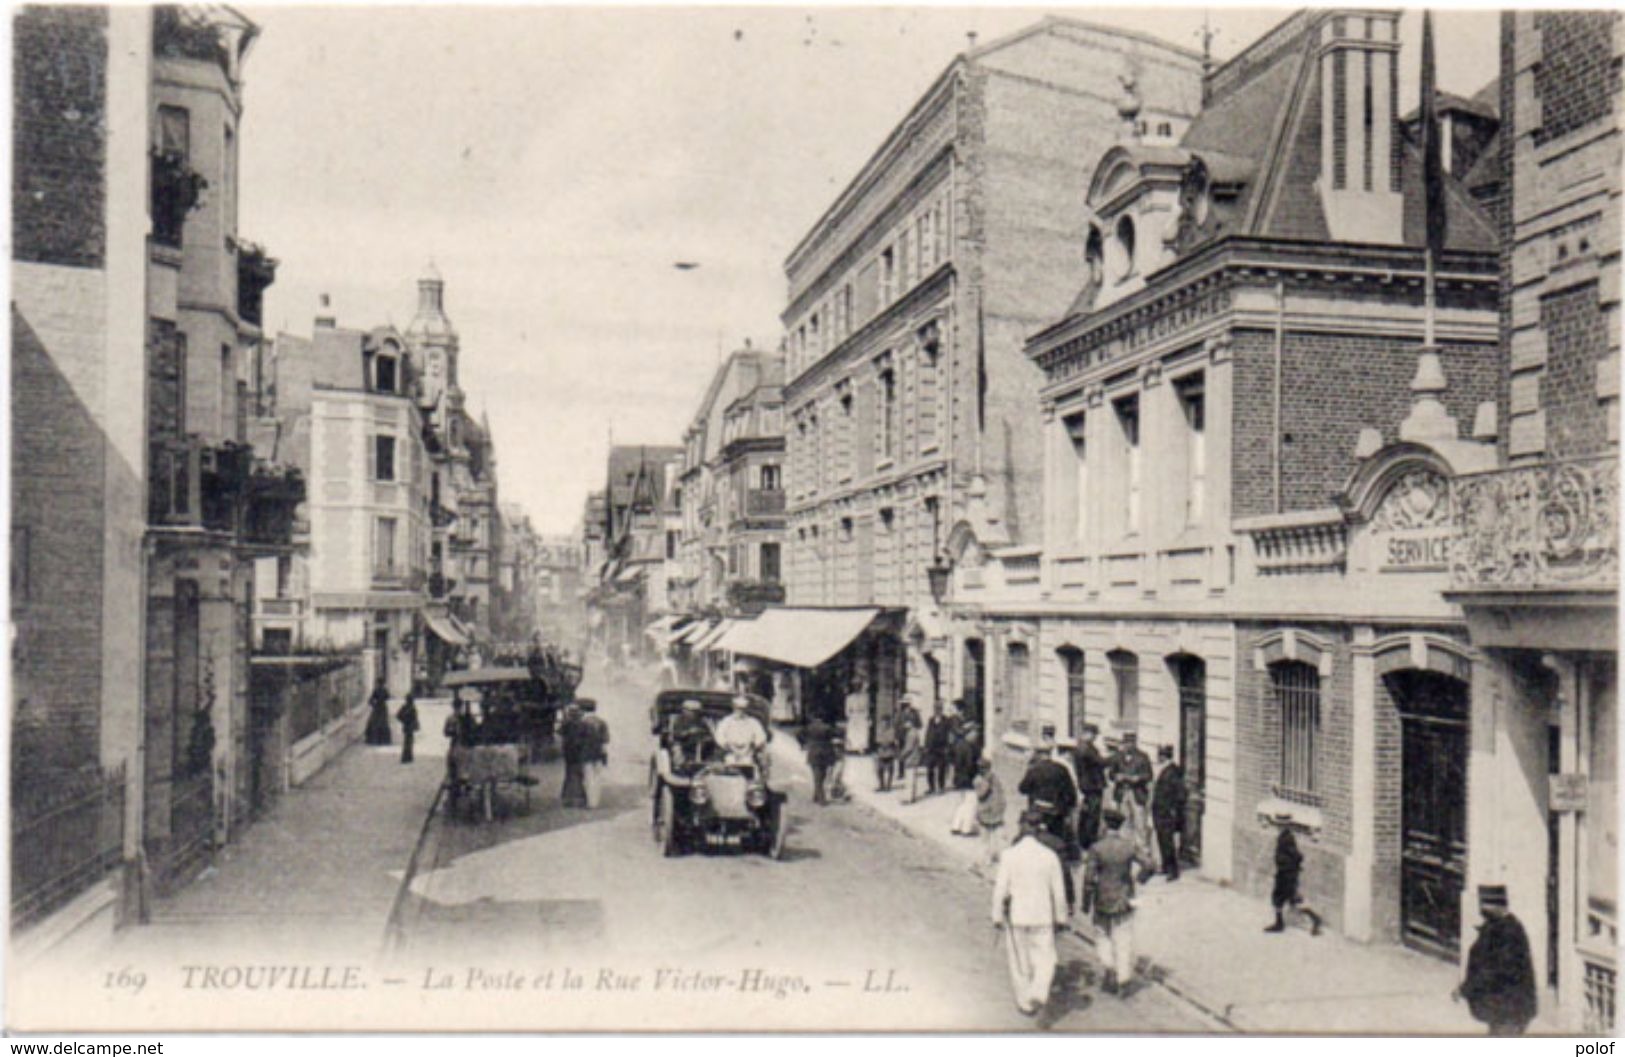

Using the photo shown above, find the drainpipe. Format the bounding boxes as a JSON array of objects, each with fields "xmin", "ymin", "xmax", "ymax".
[{"xmin": 1273, "ymin": 279, "xmax": 1285, "ymax": 514}]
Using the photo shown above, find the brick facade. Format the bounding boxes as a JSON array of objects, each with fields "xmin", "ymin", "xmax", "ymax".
[
  {"xmin": 1231, "ymin": 329, "xmax": 1500, "ymax": 519},
  {"xmin": 12, "ymin": 6, "xmax": 107, "ymax": 268}
]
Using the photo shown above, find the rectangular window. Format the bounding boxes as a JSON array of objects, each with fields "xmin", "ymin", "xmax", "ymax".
[
  {"xmin": 1178, "ymin": 375, "xmax": 1206, "ymax": 524},
  {"xmin": 375, "ymin": 354, "xmax": 397, "ymax": 394},
  {"xmin": 374, "ymin": 517, "xmax": 399, "ymax": 576},
  {"xmin": 1115, "ymin": 395, "xmax": 1141, "ymax": 534},
  {"xmin": 373, "ymin": 434, "xmax": 397, "ymax": 482},
  {"xmin": 881, "ymin": 368, "xmax": 897, "ymax": 460},
  {"xmin": 760, "ymin": 464, "xmax": 780, "ymax": 491},
  {"xmin": 1273, "ymin": 662, "xmax": 1321, "ymax": 801},
  {"xmin": 1060, "ymin": 648, "xmax": 1086, "ymax": 738},
  {"xmin": 275, "ymin": 554, "xmax": 292, "ymax": 597},
  {"xmin": 880, "ymin": 247, "xmax": 895, "ymax": 304},
  {"xmin": 809, "ymin": 313, "xmax": 821, "ymax": 357},
  {"xmin": 158, "ymin": 105, "xmax": 190, "ymax": 159},
  {"xmin": 1005, "ymin": 642, "xmax": 1032, "ymax": 731},
  {"xmin": 917, "ymin": 212, "xmax": 933, "ymax": 273},
  {"xmin": 666, "ymin": 530, "xmax": 679, "ymax": 561},
  {"xmin": 1064, "ymin": 412, "xmax": 1088, "ymax": 542},
  {"xmin": 899, "ymin": 230, "xmax": 913, "ymax": 290},
  {"xmin": 760, "ymin": 542, "xmax": 781, "ymax": 584}
]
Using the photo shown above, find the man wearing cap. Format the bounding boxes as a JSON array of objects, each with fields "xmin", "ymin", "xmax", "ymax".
[
  {"xmin": 1455, "ymin": 885, "xmax": 1537, "ymax": 1035},
  {"xmin": 1150, "ymin": 745, "xmax": 1188, "ymax": 882},
  {"xmin": 991, "ymin": 810, "xmax": 1070, "ymax": 1018},
  {"xmin": 672, "ymin": 699, "xmax": 714, "ymax": 768},
  {"xmin": 1107, "ymin": 730, "xmax": 1155, "ymax": 873},
  {"xmin": 716, "ymin": 694, "xmax": 769, "ymax": 769},
  {"xmin": 1073, "ymin": 724, "xmax": 1108, "ymax": 853},
  {"xmin": 1083, "ymin": 807, "xmax": 1147, "ymax": 996},
  {"xmin": 1019, "ymin": 733, "xmax": 1079, "ymax": 911}
]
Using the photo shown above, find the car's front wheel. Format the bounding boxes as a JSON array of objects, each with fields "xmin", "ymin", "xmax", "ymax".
[{"xmin": 658, "ymin": 786, "xmax": 680, "ymax": 858}]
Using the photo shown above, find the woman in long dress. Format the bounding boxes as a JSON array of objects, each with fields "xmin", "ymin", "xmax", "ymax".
[{"xmin": 364, "ymin": 681, "xmax": 392, "ymax": 746}]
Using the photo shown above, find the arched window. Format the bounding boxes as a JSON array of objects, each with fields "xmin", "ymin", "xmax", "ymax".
[
  {"xmin": 1085, "ymin": 226, "xmax": 1105, "ymax": 287},
  {"xmin": 1058, "ymin": 647, "xmax": 1086, "ymax": 737},
  {"xmin": 1271, "ymin": 660, "xmax": 1321, "ymax": 802},
  {"xmin": 1114, "ymin": 215, "xmax": 1137, "ymax": 280},
  {"xmin": 1108, "ymin": 649, "xmax": 1139, "ymax": 731}
]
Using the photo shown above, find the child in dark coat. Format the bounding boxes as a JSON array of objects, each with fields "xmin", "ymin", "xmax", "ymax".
[{"xmin": 1265, "ymin": 814, "xmax": 1323, "ymax": 936}]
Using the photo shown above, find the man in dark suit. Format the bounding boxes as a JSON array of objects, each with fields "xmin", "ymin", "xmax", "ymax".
[
  {"xmin": 1150, "ymin": 745, "xmax": 1187, "ymax": 881},
  {"xmin": 1455, "ymin": 884, "xmax": 1538, "ymax": 1035},
  {"xmin": 923, "ymin": 703, "xmax": 954, "ymax": 794},
  {"xmin": 1073, "ymin": 723, "xmax": 1107, "ymax": 852},
  {"xmin": 1019, "ymin": 742, "xmax": 1079, "ymax": 911},
  {"xmin": 800, "ymin": 715, "xmax": 838, "ymax": 805}
]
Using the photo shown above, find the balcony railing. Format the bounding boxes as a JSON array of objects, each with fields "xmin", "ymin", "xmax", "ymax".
[
  {"xmin": 1450, "ymin": 454, "xmax": 1618, "ymax": 591},
  {"xmin": 743, "ymin": 489, "xmax": 786, "ymax": 517},
  {"xmin": 236, "ymin": 241, "xmax": 277, "ymax": 328},
  {"xmin": 151, "ymin": 438, "xmax": 303, "ymax": 549}
]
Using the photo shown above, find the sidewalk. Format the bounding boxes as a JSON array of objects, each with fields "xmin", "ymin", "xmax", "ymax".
[
  {"xmin": 122, "ymin": 702, "xmax": 450, "ymax": 960},
  {"xmin": 830, "ymin": 753, "xmax": 1544, "ymax": 1035}
]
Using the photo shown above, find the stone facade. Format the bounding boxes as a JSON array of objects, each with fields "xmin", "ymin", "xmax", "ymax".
[{"xmin": 783, "ymin": 18, "xmax": 1205, "ymax": 725}]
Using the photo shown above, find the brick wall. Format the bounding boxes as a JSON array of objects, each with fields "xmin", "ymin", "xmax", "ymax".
[
  {"xmin": 11, "ymin": 299, "xmax": 107, "ymax": 775},
  {"xmin": 1232, "ymin": 622, "xmax": 1354, "ymax": 932},
  {"xmin": 1540, "ymin": 282, "xmax": 1614, "ymax": 458},
  {"xmin": 1231, "ymin": 326, "xmax": 1499, "ymax": 518},
  {"xmin": 1532, "ymin": 12, "xmax": 1621, "ymax": 148},
  {"xmin": 13, "ymin": 6, "xmax": 108, "ymax": 268}
]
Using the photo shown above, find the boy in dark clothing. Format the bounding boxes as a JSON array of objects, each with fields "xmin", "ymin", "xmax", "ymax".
[{"xmin": 1265, "ymin": 814, "xmax": 1322, "ymax": 935}]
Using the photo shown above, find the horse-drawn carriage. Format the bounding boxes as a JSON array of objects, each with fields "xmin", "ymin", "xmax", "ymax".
[{"xmin": 440, "ymin": 661, "xmax": 577, "ymax": 821}]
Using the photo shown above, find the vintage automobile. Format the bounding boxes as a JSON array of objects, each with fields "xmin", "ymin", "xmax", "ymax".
[{"xmin": 648, "ymin": 690, "xmax": 786, "ymax": 859}]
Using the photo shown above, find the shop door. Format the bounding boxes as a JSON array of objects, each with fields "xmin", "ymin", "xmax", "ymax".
[
  {"xmin": 1172, "ymin": 655, "xmax": 1206, "ymax": 867},
  {"xmin": 1391, "ymin": 669, "xmax": 1470, "ymax": 959}
]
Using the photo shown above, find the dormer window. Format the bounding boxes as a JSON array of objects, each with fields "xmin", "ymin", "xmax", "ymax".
[
  {"xmin": 1085, "ymin": 226, "xmax": 1105, "ymax": 287},
  {"xmin": 1112, "ymin": 215, "xmax": 1137, "ymax": 281},
  {"xmin": 375, "ymin": 351, "xmax": 397, "ymax": 394}
]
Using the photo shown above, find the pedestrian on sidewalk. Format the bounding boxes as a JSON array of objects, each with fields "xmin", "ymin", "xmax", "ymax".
[
  {"xmin": 992, "ymin": 810, "xmax": 1070, "ymax": 1019},
  {"xmin": 1020, "ymin": 738, "xmax": 1079, "ymax": 912},
  {"xmin": 1150, "ymin": 745, "xmax": 1187, "ymax": 881},
  {"xmin": 874, "ymin": 712, "xmax": 899, "ymax": 792},
  {"xmin": 924, "ymin": 703, "xmax": 953, "ymax": 795},
  {"xmin": 1264, "ymin": 813, "xmax": 1322, "ymax": 935},
  {"xmin": 1107, "ymin": 730, "xmax": 1156, "ymax": 879},
  {"xmin": 973, "ymin": 759, "xmax": 1007, "ymax": 867},
  {"xmin": 828, "ymin": 722, "xmax": 851, "ymax": 802},
  {"xmin": 364, "ymin": 680, "xmax": 393, "ymax": 746},
  {"xmin": 949, "ymin": 733, "xmax": 980, "ymax": 837},
  {"xmin": 898, "ymin": 697, "xmax": 924, "ymax": 802},
  {"xmin": 800, "ymin": 714, "xmax": 838, "ymax": 805},
  {"xmin": 1074, "ymin": 724, "xmax": 1106, "ymax": 853},
  {"xmin": 1083, "ymin": 807, "xmax": 1147, "ymax": 996},
  {"xmin": 559, "ymin": 702, "xmax": 588, "ymax": 808},
  {"xmin": 1454, "ymin": 884, "xmax": 1537, "ymax": 1036},
  {"xmin": 579, "ymin": 699, "xmax": 609, "ymax": 808},
  {"xmin": 396, "ymin": 692, "xmax": 420, "ymax": 764}
]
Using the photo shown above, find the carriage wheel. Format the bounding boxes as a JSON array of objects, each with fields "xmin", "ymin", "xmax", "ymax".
[{"xmin": 657, "ymin": 786, "xmax": 680, "ymax": 857}]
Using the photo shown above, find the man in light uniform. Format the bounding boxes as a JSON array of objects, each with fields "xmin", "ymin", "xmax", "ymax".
[
  {"xmin": 991, "ymin": 810, "xmax": 1070, "ymax": 1019},
  {"xmin": 715, "ymin": 694, "xmax": 768, "ymax": 769}
]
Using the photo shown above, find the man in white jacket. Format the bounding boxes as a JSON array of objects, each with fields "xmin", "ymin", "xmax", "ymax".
[{"xmin": 992, "ymin": 810, "xmax": 1071, "ymax": 1018}]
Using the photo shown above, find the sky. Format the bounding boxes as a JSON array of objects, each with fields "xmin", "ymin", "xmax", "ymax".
[{"xmin": 238, "ymin": 4, "xmax": 1499, "ymax": 536}]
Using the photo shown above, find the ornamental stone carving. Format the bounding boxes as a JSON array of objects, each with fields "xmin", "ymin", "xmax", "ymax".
[{"xmin": 1450, "ymin": 455, "xmax": 1618, "ymax": 589}]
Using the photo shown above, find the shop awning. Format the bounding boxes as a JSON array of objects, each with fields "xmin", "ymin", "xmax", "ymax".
[
  {"xmin": 425, "ymin": 611, "xmax": 470, "ymax": 647},
  {"xmin": 716, "ymin": 607, "xmax": 880, "ymax": 669},
  {"xmin": 692, "ymin": 619, "xmax": 736, "ymax": 652},
  {"xmin": 674, "ymin": 620, "xmax": 714, "ymax": 646},
  {"xmin": 646, "ymin": 614, "xmax": 695, "ymax": 646}
]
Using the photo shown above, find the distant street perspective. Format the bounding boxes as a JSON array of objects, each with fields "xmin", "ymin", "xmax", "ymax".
[{"xmin": 9, "ymin": 3, "xmax": 1619, "ymax": 1037}]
